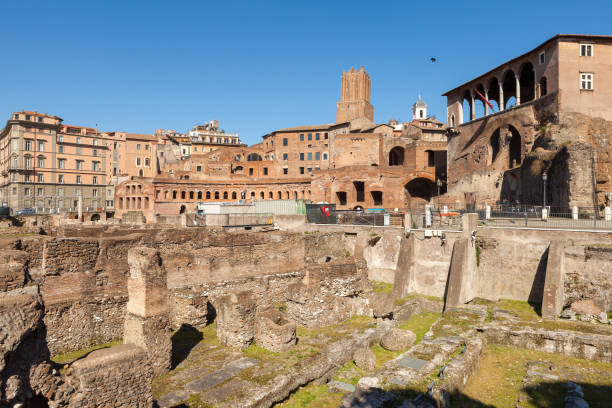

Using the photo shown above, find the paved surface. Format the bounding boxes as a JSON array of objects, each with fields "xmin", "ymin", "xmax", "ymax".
[{"xmin": 156, "ymin": 357, "xmax": 258, "ymax": 408}]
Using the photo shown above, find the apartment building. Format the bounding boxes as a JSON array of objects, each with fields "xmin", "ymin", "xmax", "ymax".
[{"xmin": 0, "ymin": 111, "xmax": 111, "ymax": 212}]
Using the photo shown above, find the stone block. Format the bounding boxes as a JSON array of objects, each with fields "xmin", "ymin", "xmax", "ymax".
[
  {"xmin": 216, "ymin": 291, "xmax": 256, "ymax": 348},
  {"xmin": 254, "ymin": 307, "xmax": 296, "ymax": 352},
  {"xmin": 353, "ymin": 346, "xmax": 376, "ymax": 372},
  {"xmin": 380, "ymin": 328, "xmax": 416, "ymax": 351},
  {"xmin": 371, "ymin": 292, "xmax": 395, "ymax": 318},
  {"xmin": 541, "ymin": 240, "xmax": 565, "ymax": 320},
  {"xmin": 392, "ymin": 236, "xmax": 415, "ymax": 298}
]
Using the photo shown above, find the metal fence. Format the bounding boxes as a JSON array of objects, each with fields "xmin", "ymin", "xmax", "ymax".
[
  {"xmin": 479, "ymin": 205, "xmax": 612, "ymax": 231},
  {"xmin": 306, "ymin": 204, "xmax": 404, "ymax": 227}
]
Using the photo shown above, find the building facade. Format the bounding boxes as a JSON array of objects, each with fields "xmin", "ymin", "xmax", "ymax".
[
  {"xmin": 443, "ymin": 34, "xmax": 612, "ymax": 208},
  {"xmin": 0, "ymin": 111, "xmax": 112, "ymax": 213}
]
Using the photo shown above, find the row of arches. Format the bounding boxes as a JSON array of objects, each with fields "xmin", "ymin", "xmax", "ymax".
[
  {"xmin": 155, "ymin": 188, "xmax": 312, "ymax": 201},
  {"xmin": 452, "ymin": 61, "xmax": 548, "ymax": 125}
]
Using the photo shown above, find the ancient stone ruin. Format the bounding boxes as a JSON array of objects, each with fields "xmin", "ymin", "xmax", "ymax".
[{"xmin": 0, "ymin": 221, "xmax": 610, "ymax": 407}]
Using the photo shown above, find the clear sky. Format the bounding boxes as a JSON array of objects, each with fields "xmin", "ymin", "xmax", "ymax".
[{"xmin": 1, "ymin": 0, "xmax": 611, "ymax": 145}]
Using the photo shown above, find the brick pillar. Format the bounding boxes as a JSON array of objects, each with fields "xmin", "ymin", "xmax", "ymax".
[{"xmin": 124, "ymin": 247, "xmax": 171, "ymax": 376}]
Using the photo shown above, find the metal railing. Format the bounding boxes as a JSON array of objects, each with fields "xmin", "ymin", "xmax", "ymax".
[{"xmin": 479, "ymin": 205, "xmax": 612, "ymax": 231}]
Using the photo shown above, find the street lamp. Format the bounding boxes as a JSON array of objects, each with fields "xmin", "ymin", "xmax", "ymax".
[
  {"xmin": 542, "ymin": 171, "xmax": 548, "ymax": 207},
  {"xmin": 436, "ymin": 179, "xmax": 442, "ymax": 210}
]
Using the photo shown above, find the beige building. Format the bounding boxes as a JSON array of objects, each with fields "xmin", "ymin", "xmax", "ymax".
[{"xmin": 0, "ymin": 111, "xmax": 112, "ymax": 213}]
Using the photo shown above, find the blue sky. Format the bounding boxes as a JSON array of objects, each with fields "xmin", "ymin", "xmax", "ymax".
[{"xmin": 1, "ymin": 0, "xmax": 611, "ymax": 145}]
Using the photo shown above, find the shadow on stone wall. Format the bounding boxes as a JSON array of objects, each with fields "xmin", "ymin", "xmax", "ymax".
[
  {"xmin": 527, "ymin": 246, "xmax": 548, "ymax": 315},
  {"xmin": 170, "ymin": 323, "xmax": 203, "ymax": 370}
]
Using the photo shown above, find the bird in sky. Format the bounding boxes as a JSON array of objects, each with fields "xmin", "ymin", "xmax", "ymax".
[{"xmin": 430, "ymin": 57, "xmax": 437, "ymax": 63}]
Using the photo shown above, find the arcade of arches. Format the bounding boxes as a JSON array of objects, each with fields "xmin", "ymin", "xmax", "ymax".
[{"xmin": 456, "ymin": 62, "xmax": 547, "ymax": 124}]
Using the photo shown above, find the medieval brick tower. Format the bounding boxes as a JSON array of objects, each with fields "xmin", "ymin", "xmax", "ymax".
[{"xmin": 336, "ymin": 67, "xmax": 374, "ymax": 123}]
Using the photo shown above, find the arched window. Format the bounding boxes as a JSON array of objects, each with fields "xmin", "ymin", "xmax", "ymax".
[
  {"xmin": 138, "ymin": 169, "xmax": 144, "ymax": 177},
  {"xmin": 260, "ymin": 191, "xmax": 265, "ymax": 199},
  {"xmin": 206, "ymin": 191, "xmax": 211, "ymax": 199},
  {"xmin": 539, "ymin": 77, "xmax": 548, "ymax": 97},
  {"xmin": 172, "ymin": 190, "xmax": 177, "ymax": 199},
  {"xmin": 189, "ymin": 191, "xmax": 194, "ymax": 199},
  {"xmin": 223, "ymin": 191, "xmax": 228, "ymax": 199},
  {"xmin": 214, "ymin": 191, "xmax": 219, "ymax": 199},
  {"xmin": 269, "ymin": 191, "xmax": 273, "ymax": 199},
  {"xmin": 450, "ymin": 114, "xmax": 455, "ymax": 127},
  {"xmin": 247, "ymin": 153, "xmax": 262, "ymax": 161},
  {"xmin": 197, "ymin": 191, "xmax": 202, "ymax": 199},
  {"xmin": 389, "ymin": 147, "xmax": 404, "ymax": 166},
  {"xmin": 232, "ymin": 192, "xmax": 237, "ymax": 199},
  {"xmin": 181, "ymin": 191, "xmax": 186, "ymax": 199}
]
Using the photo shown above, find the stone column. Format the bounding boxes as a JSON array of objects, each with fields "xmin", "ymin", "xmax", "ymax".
[
  {"xmin": 484, "ymin": 89, "xmax": 489, "ymax": 115},
  {"xmin": 77, "ymin": 194, "xmax": 83, "ymax": 221},
  {"xmin": 124, "ymin": 247, "xmax": 171, "ymax": 376},
  {"xmin": 515, "ymin": 75, "xmax": 521, "ymax": 106},
  {"xmin": 499, "ymin": 81, "xmax": 505, "ymax": 111},
  {"xmin": 470, "ymin": 94, "xmax": 475, "ymax": 121},
  {"xmin": 216, "ymin": 291, "xmax": 256, "ymax": 348},
  {"xmin": 541, "ymin": 241, "xmax": 565, "ymax": 319}
]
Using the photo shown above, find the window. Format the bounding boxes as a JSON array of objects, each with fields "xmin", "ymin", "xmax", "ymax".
[
  {"xmin": 316, "ymin": 133, "xmax": 320, "ymax": 140},
  {"xmin": 196, "ymin": 165, "xmax": 202, "ymax": 172},
  {"xmin": 283, "ymin": 153, "xmax": 288, "ymax": 160},
  {"xmin": 136, "ymin": 158, "xmax": 141, "ymax": 166},
  {"xmin": 137, "ymin": 144, "xmax": 141, "ymax": 150},
  {"xmin": 76, "ymin": 175, "xmax": 82, "ymax": 184},
  {"xmin": 25, "ymin": 174, "xmax": 31, "ymax": 182},
  {"xmin": 93, "ymin": 176, "xmax": 98, "ymax": 185},
  {"xmin": 323, "ymin": 153, "xmax": 328, "ymax": 160},
  {"xmin": 308, "ymin": 133, "xmax": 312, "ymax": 140},
  {"xmin": 580, "ymin": 73, "xmax": 593, "ymax": 90},
  {"xmin": 25, "ymin": 188, "xmax": 31, "ymax": 196},
  {"xmin": 58, "ymin": 135, "xmax": 64, "ymax": 142},
  {"xmin": 539, "ymin": 52, "xmax": 545, "ymax": 65},
  {"xmin": 324, "ymin": 133, "xmax": 328, "ymax": 139},
  {"xmin": 25, "ymin": 156, "xmax": 31, "ymax": 169},
  {"xmin": 76, "ymin": 137, "xmax": 81, "ymax": 144},
  {"xmin": 93, "ymin": 139, "xmax": 98, "ymax": 146},
  {"xmin": 93, "ymin": 161, "xmax": 100, "ymax": 171},
  {"xmin": 93, "ymin": 149, "xmax": 98, "ymax": 157},
  {"xmin": 38, "ymin": 117, "xmax": 43, "ymax": 123},
  {"xmin": 93, "ymin": 189, "xmax": 98, "ymax": 197},
  {"xmin": 145, "ymin": 158, "xmax": 150, "ymax": 166},
  {"xmin": 283, "ymin": 138, "xmax": 288, "ymax": 146},
  {"xmin": 76, "ymin": 147, "xmax": 82, "ymax": 155},
  {"xmin": 580, "ymin": 44, "xmax": 593, "ymax": 57},
  {"xmin": 58, "ymin": 188, "xmax": 64, "ymax": 196},
  {"xmin": 37, "ymin": 174, "xmax": 44, "ymax": 183},
  {"xmin": 38, "ymin": 157, "xmax": 44, "ymax": 168},
  {"xmin": 58, "ymin": 145, "xmax": 64, "ymax": 153},
  {"xmin": 315, "ymin": 152, "xmax": 320, "ymax": 160},
  {"xmin": 58, "ymin": 159, "xmax": 66, "ymax": 169},
  {"xmin": 283, "ymin": 168, "xmax": 288, "ymax": 175},
  {"xmin": 300, "ymin": 167, "xmax": 304, "ymax": 174},
  {"xmin": 299, "ymin": 134, "xmax": 304, "ymax": 141},
  {"xmin": 58, "ymin": 175, "xmax": 64, "ymax": 184},
  {"xmin": 25, "ymin": 140, "xmax": 32, "ymax": 151},
  {"xmin": 307, "ymin": 152, "xmax": 312, "ymax": 161},
  {"xmin": 76, "ymin": 160, "xmax": 83, "ymax": 170},
  {"xmin": 307, "ymin": 167, "xmax": 312, "ymax": 173},
  {"xmin": 249, "ymin": 168, "xmax": 253, "ymax": 175},
  {"xmin": 25, "ymin": 115, "xmax": 31, "ymax": 121},
  {"xmin": 38, "ymin": 141, "xmax": 44, "ymax": 151}
]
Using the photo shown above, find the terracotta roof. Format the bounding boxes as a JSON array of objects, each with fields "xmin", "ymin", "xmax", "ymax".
[
  {"xmin": 274, "ymin": 123, "xmax": 335, "ymax": 132},
  {"xmin": 125, "ymin": 133, "xmax": 157, "ymax": 141}
]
